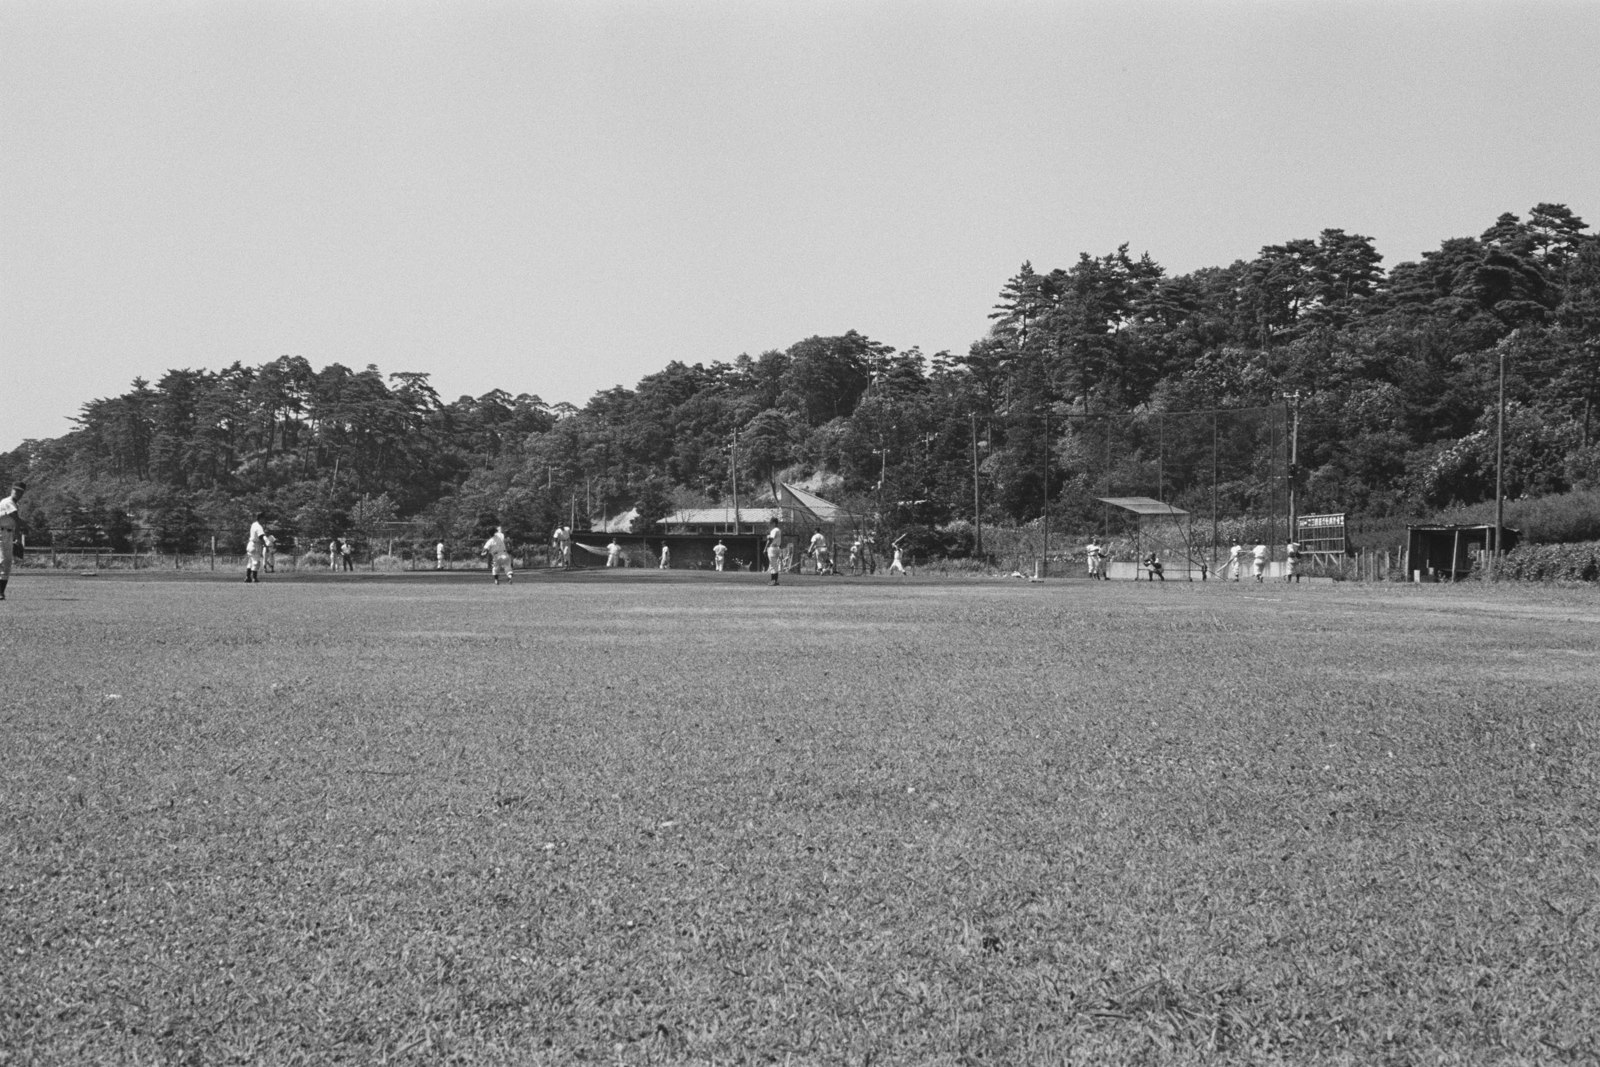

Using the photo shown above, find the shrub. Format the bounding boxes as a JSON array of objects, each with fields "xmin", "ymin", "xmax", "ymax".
[{"xmin": 1497, "ymin": 540, "xmax": 1600, "ymax": 582}]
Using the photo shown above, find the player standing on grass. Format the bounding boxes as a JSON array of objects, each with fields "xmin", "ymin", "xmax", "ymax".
[
  {"xmin": 766, "ymin": 517, "xmax": 783, "ymax": 585},
  {"xmin": 888, "ymin": 537, "xmax": 908, "ymax": 576},
  {"xmin": 1085, "ymin": 538, "xmax": 1102, "ymax": 579},
  {"xmin": 808, "ymin": 530, "xmax": 828, "ymax": 574},
  {"xmin": 1228, "ymin": 540, "xmax": 1244, "ymax": 581},
  {"xmin": 340, "ymin": 538, "xmax": 355, "ymax": 572},
  {"xmin": 0, "ymin": 481, "xmax": 26, "ymax": 601},
  {"xmin": 245, "ymin": 512, "xmax": 268, "ymax": 583},
  {"xmin": 1253, "ymin": 542, "xmax": 1268, "ymax": 583},
  {"xmin": 552, "ymin": 524, "xmax": 570, "ymax": 568},
  {"xmin": 659, "ymin": 543, "xmax": 670, "ymax": 569},
  {"xmin": 713, "ymin": 540, "xmax": 727, "ymax": 572},
  {"xmin": 1285, "ymin": 540, "xmax": 1303, "ymax": 583},
  {"xmin": 484, "ymin": 526, "xmax": 512, "ymax": 584},
  {"xmin": 606, "ymin": 539, "xmax": 622, "ymax": 568}
]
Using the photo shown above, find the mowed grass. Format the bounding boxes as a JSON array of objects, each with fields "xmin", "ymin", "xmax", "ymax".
[{"xmin": 3, "ymin": 572, "xmax": 1598, "ymax": 1065}]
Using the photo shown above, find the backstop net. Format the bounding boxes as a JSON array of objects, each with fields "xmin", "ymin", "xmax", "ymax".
[{"xmin": 1054, "ymin": 404, "xmax": 1289, "ymax": 573}]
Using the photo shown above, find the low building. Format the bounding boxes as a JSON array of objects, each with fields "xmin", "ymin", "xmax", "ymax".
[{"xmin": 569, "ymin": 485, "xmax": 861, "ymax": 571}]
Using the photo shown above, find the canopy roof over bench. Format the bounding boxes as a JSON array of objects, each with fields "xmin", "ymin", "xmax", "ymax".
[{"xmin": 1096, "ymin": 496, "xmax": 1188, "ymax": 516}]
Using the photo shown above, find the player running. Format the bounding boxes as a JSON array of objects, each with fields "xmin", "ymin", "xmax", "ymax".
[
  {"xmin": 484, "ymin": 526, "xmax": 512, "ymax": 584},
  {"xmin": 809, "ymin": 530, "xmax": 830, "ymax": 575}
]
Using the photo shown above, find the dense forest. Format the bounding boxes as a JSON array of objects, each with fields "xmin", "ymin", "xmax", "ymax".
[{"xmin": 4, "ymin": 203, "xmax": 1598, "ymax": 558}]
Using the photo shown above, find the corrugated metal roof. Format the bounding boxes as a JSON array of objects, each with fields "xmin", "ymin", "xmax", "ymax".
[
  {"xmin": 779, "ymin": 483, "xmax": 852, "ymax": 524},
  {"xmin": 663, "ymin": 507, "xmax": 780, "ymax": 525},
  {"xmin": 662, "ymin": 487, "xmax": 855, "ymax": 529},
  {"xmin": 1097, "ymin": 496, "xmax": 1189, "ymax": 516}
]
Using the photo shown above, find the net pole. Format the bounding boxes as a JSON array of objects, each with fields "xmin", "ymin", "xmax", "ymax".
[
  {"xmin": 1211, "ymin": 411, "xmax": 1219, "ymax": 570},
  {"xmin": 1103, "ymin": 413, "xmax": 1111, "ymax": 537},
  {"xmin": 1157, "ymin": 414, "xmax": 1165, "ymax": 502},
  {"xmin": 1268, "ymin": 407, "xmax": 1278, "ymax": 567}
]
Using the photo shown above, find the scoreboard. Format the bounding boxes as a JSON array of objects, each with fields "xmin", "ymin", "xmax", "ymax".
[{"xmin": 1296, "ymin": 513, "xmax": 1346, "ymax": 558}]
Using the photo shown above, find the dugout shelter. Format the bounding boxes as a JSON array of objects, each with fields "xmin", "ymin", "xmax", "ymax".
[{"xmin": 1406, "ymin": 523, "xmax": 1519, "ymax": 581}]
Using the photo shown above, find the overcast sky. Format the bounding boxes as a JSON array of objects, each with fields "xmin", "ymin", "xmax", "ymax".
[{"xmin": 4, "ymin": 1, "xmax": 1597, "ymax": 452}]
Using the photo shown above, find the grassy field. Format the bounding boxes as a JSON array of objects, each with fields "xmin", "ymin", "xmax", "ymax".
[{"xmin": 3, "ymin": 570, "xmax": 1598, "ymax": 1065}]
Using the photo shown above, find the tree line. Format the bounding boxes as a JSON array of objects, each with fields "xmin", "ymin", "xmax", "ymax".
[{"xmin": 3, "ymin": 202, "xmax": 1596, "ymax": 557}]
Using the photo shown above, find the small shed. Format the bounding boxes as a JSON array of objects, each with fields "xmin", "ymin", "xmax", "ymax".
[{"xmin": 1405, "ymin": 524, "xmax": 1520, "ymax": 581}]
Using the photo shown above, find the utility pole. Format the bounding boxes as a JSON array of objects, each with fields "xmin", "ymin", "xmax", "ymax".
[
  {"xmin": 1041, "ymin": 401, "xmax": 1051, "ymax": 578},
  {"xmin": 970, "ymin": 413, "xmax": 982, "ymax": 559},
  {"xmin": 1493, "ymin": 340, "xmax": 1508, "ymax": 578},
  {"xmin": 1283, "ymin": 391, "xmax": 1302, "ymax": 547},
  {"xmin": 873, "ymin": 446, "xmax": 890, "ymax": 531}
]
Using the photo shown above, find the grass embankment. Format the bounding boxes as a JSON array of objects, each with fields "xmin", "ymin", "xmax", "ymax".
[{"xmin": 3, "ymin": 573, "xmax": 1598, "ymax": 1063}]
